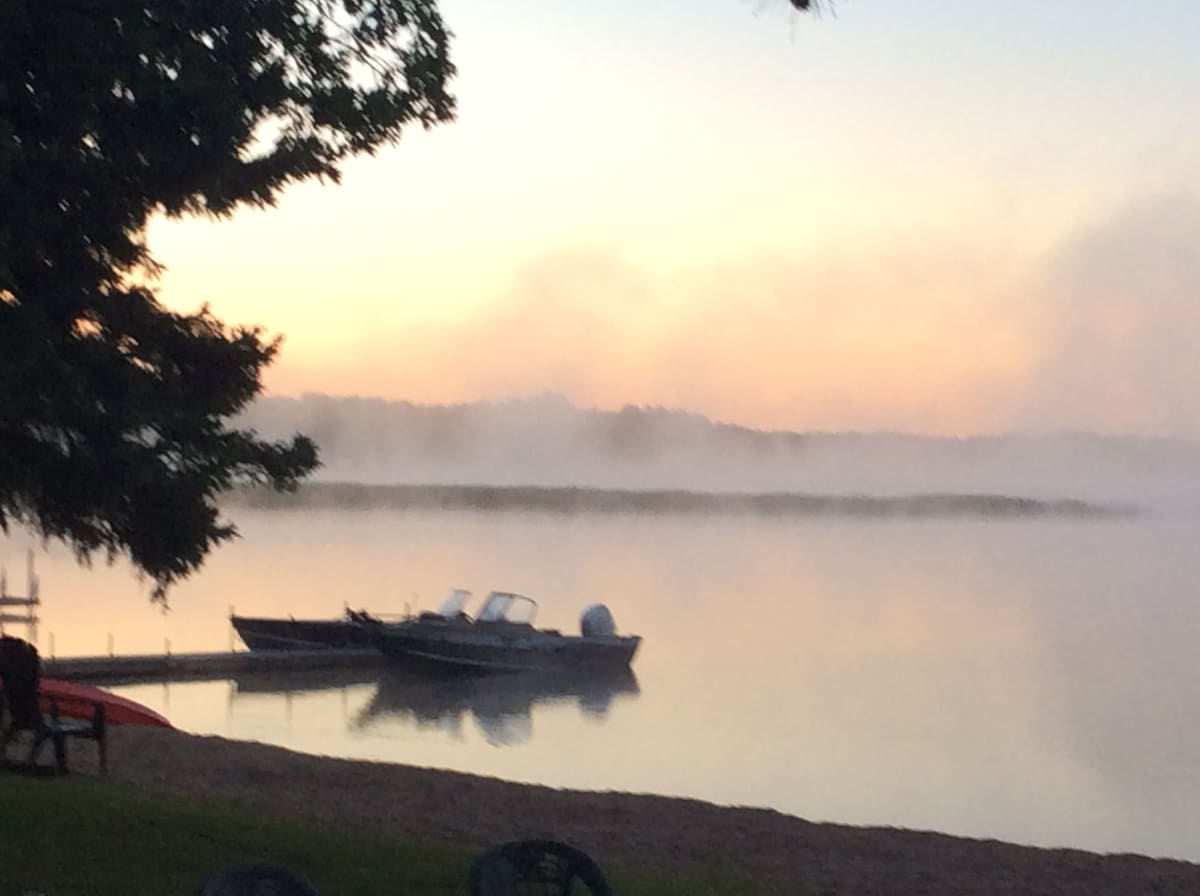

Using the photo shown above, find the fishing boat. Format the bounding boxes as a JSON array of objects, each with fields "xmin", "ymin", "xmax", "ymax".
[
  {"xmin": 231, "ymin": 590, "xmax": 479, "ymax": 652},
  {"xmin": 376, "ymin": 590, "xmax": 641, "ymax": 672},
  {"xmin": 40, "ymin": 679, "xmax": 172, "ymax": 728},
  {"xmin": 230, "ymin": 608, "xmax": 386, "ymax": 651}
]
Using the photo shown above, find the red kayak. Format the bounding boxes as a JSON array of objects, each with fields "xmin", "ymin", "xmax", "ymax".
[{"xmin": 40, "ymin": 678, "xmax": 173, "ymax": 729}]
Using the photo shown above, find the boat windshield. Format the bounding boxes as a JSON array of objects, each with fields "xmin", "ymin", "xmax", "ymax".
[
  {"xmin": 476, "ymin": 592, "xmax": 537, "ymax": 625},
  {"xmin": 434, "ymin": 589, "xmax": 473, "ymax": 618}
]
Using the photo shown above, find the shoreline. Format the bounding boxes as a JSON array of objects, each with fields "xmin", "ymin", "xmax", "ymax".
[{"xmin": 72, "ymin": 726, "xmax": 1200, "ymax": 894}]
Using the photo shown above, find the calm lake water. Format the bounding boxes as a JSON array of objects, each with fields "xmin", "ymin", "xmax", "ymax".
[{"xmin": 5, "ymin": 506, "xmax": 1200, "ymax": 861}]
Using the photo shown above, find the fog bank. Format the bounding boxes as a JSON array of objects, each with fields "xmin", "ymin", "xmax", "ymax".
[{"xmin": 239, "ymin": 394, "xmax": 1200, "ymax": 509}]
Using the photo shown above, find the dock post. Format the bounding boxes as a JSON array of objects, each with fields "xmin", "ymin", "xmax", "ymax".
[{"xmin": 28, "ymin": 553, "xmax": 38, "ymax": 642}]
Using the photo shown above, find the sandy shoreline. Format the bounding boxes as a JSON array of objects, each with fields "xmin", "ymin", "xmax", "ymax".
[{"xmin": 73, "ymin": 726, "xmax": 1200, "ymax": 894}]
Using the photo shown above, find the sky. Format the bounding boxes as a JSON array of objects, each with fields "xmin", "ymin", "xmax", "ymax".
[{"xmin": 146, "ymin": 0, "xmax": 1200, "ymax": 437}]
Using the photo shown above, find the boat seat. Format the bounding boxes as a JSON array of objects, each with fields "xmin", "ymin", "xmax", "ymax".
[{"xmin": 0, "ymin": 635, "xmax": 107, "ymax": 775}]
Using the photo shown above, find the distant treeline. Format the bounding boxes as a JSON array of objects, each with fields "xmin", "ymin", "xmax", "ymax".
[
  {"xmin": 233, "ymin": 394, "xmax": 1200, "ymax": 505},
  {"xmin": 226, "ymin": 483, "xmax": 1122, "ymax": 518}
]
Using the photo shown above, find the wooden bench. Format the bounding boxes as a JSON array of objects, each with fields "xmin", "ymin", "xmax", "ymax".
[{"xmin": 0, "ymin": 635, "xmax": 107, "ymax": 774}]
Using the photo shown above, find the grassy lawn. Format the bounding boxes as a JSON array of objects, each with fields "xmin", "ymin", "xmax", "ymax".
[{"xmin": 0, "ymin": 772, "xmax": 763, "ymax": 895}]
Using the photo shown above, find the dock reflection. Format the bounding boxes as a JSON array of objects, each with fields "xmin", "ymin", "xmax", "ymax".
[
  {"xmin": 231, "ymin": 665, "xmax": 383, "ymax": 696},
  {"xmin": 229, "ymin": 662, "xmax": 640, "ymax": 747}
]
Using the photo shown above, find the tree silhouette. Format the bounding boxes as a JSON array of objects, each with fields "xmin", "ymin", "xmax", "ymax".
[{"xmin": 0, "ymin": 1, "xmax": 455, "ymax": 600}]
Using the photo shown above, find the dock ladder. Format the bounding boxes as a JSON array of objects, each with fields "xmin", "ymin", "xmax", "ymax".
[{"xmin": 0, "ymin": 550, "xmax": 40, "ymax": 643}]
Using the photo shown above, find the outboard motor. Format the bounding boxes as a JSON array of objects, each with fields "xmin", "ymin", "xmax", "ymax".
[{"xmin": 580, "ymin": 603, "xmax": 616, "ymax": 638}]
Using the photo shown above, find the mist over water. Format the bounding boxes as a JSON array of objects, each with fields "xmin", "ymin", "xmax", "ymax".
[{"xmin": 240, "ymin": 393, "xmax": 1200, "ymax": 510}]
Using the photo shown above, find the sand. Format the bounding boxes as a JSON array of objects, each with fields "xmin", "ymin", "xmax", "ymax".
[{"xmin": 52, "ymin": 725, "xmax": 1200, "ymax": 894}]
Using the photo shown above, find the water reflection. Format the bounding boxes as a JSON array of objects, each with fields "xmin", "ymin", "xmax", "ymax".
[
  {"xmin": 360, "ymin": 665, "xmax": 639, "ymax": 746},
  {"xmin": 228, "ymin": 664, "xmax": 640, "ymax": 747},
  {"xmin": 232, "ymin": 666, "xmax": 382, "ymax": 696}
]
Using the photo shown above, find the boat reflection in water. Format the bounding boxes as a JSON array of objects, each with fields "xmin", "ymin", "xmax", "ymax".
[
  {"xmin": 229, "ymin": 663, "xmax": 640, "ymax": 747},
  {"xmin": 357, "ymin": 663, "xmax": 640, "ymax": 746}
]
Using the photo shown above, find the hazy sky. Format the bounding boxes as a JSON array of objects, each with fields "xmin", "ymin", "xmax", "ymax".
[{"xmin": 147, "ymin": 0, "xmax": 1200, "ymax": 436}]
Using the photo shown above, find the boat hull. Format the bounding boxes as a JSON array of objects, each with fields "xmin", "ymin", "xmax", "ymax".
[
  {"xmin": 231, "ymin": 615, "xmax": 382, "ymax": 652},
  {"xmin": 378, "ymin": 624, "xmax": 641, "ymax": 672}
]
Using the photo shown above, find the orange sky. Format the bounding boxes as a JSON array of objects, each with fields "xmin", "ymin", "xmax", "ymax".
[{"xmin": 147, "ymin": 0, "xmax": 1200, "ymax": 436}]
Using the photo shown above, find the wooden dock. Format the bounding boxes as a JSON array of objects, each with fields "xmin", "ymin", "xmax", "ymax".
[{"xmin": 42, "ymin": 648, "xmax": 386, "ymax": 684}]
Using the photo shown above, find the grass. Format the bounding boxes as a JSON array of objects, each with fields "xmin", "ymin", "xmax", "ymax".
[{"xmin": 0, "ymin": 772, "xmax": 768, "ymax": 895}]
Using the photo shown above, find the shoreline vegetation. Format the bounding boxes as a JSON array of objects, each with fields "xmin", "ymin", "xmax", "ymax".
[
  {"xmin": 226, "ymin": 482, "xmax": 1123, "ymax": 519},
  {"xmin": 26, "ymin": 726, "xmax": 1200, "ymax": 895}
]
